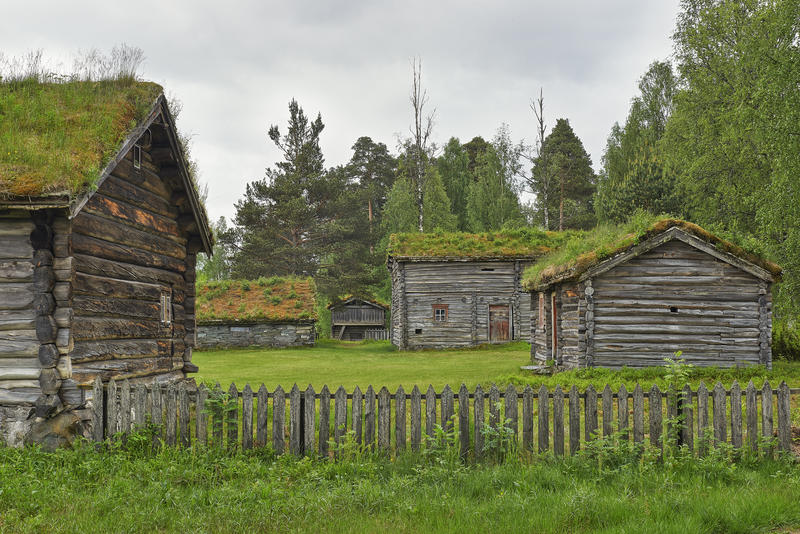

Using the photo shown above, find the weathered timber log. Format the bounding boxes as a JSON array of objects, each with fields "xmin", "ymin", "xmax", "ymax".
[
  {"xmin": 72, "ymin": 295, "xmax": 160, "ymax": 320},
  {"xmin": 39, "ymin": 367, "xmax": 61, "ymax": 395},
  {"xmin": 29, "ymin": 225, "xmax": 53, "ymax": 250},
  {"xmin": 35, "ymin": 315, "xmax": 57, "ymax": 343},
  {"xmin": 0, "ymin": 366, "xmax": 40, "ymax": 379},
  {"xmin": 53, "ymin": 282, "xmax": 72, "ymax": 302},
  {"xmin": 72, "ymin": 233, "xmax": 185, "ymax": 273},
  {"xmin": 74, "ymin": 212, "xmax": 186, "ymax": 259},
  {"xmin": 0, "ymin": 235, "xmax": 33, "ymax": 260},
  {"xmin": 38, "ymin": 343, "xmax": 59, "ymax": 368},
  {"xmin": 70, "ymin": 356, "xmax": 179, "ymax": 385},
  {"xmin": 0, "ymin": 220, "xmax": 34, "ymax": 235},
  {"xmin": 56, "ymin": 356, "xmax": 72, "ymax": 379},
  {"xmin": 83, "ymin": 193, "xmax": 181, "ymax": 238},
  {"xmin": 70, "ymin": 339, "xmax": 162, "ymax": 363},
  {"xmin": 0, "ymin": 259, "xmax": 34, "ymax": 282},
  {"xmin": 0, "ymin": 330, "xmax": 38, "ymax": 357},
  {"xmin": 73, "ymin": 272, "xmax": 161, "ymax": 301},
  {"xmin": 101, "ymin": 174, "xmax": 179, "ymax": 219},
  {"xmin": 0, "ymin": 388, "xmax": 41, "ymax": 405},
  {"xmin": 112, "ymin": 158, "xmax": 171, "ymax": 198},
  {"xmin": 73, "ymin": 254, "xmax": 184, "ymax": 286},
  {"xmin": 56, "ymin": 328, "xmax": 73, "ymax": 354},
  {"xmin": 32, "ymin": 249, "xmax": 53, "ymax": 268},
  {"xmin": 0, "ymin": 284, "xmax": 34, "ymax": 311},
  {"xmin": 0, "ymin": 308, "xmax": 35, "ymax": 330},
  {"xmin": 54, "ymin": 307, "xmax": 73, "ymax": 328},
  {"xmin": 35, "ymin": 393, "xmax": 63, "ymax": 418},
  {"xmin": 32, "ymin": 266, "xmax": 55, "ymax": 293}
]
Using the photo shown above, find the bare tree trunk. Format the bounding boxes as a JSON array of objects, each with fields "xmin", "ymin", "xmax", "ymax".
[
  {"xmin": 530, "ymin": 88, "xmax": 549, "ymax": 229},
  {"xmin": 409, "ymin": 57, "xmax": 435, "ymax": 232}
]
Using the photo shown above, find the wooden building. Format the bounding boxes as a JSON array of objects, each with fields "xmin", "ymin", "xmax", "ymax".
[
  {"xmin": 329, "ymin": 297, "xmax": 387, "ymax": 341},
  {"xmin": 387, "ymin": 231, "xmax": 564, "ymax": 349},
  {"xmin": 524, "ymin": 220, "xmax": 781, "ymax": 369},
  {"xmin": 0, "ymin": 81, "xmax": 213, "ymax": 446},
  {"xmin": 196, "ymin": 278, "xmax": 316, "ymax": 349}
]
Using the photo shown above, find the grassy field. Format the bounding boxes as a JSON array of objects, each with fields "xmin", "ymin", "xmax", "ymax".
[
  {"xmin": 193, "ymin": 340, "xmax": 800, "ymax": 392},
  {"xmin": 1, "ymin": 441, "xmax": 799, "ymax": 533}
]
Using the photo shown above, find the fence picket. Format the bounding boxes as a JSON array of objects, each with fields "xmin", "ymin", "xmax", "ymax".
[
  {"xmin": 712, "ymin": 382, "xmax": 726, "ymax": 444},
  {"xmin": 697, "ymin": 382, "xmax": 709, "ymax": 456},
  {"xmin": 489, "ymin": 385, "xmax": 500, "ymax": 430},
  {"xmin": 618, "ymin": 385, "xmax": 628, "ymax": 441},
  {"xmin": 602, "ymin": 385, "xmax": 613, "ymax": 438},
  {"xmin": 227, "ymin": 384, "xmax": 238, "ymax": 450},
  {"xmin": 458, "ymin": 384, "xmax": 469, "ymax": 458},
  {"xmin": 365, "ymin": 386, "xmax": 376, "ymax": 451},
  {"xmin": 273, "ymin": 386, "xmax": 285, "ymax": 455},
  {"xmin": 134, "ymin": 384, "xmax": 146, "ymax": 428},
  {"xmin": 585, "ymin": 385, "xmax": 598, "ymax": 441},
  {"xmin": 334, "ymin": 386, "xmax": 347, "ymax": 453},
  {"xmin": 522, "ymin": 386, "xmax": 534, "ymax": 452},
  {"xmin": 150, "ymin": 381, "xmax": 162, "ymax": 447},
  {"xmin": 319, "ymin": 385, "xmax": 330, "ymax": 458},
  {"xmin": 681, "ymin": 385, "xmax": 693, "ymax": 452},
  {"xmin": 352, "ymin": 386, "xmax": 363, "ymax": 446},
  {"xmin": 650, "ymin": 385, "xmax": 662, "ymax": 451},
  {"xmin": 165, "ymin": 383, "xmax": 177, "ymax": 447},
  {"xmin": 242, "ymin": 384, "xmax": 253, "ymax": 451},
  {"xmin": 197, "ymin": 384, "xmax": 208, "ymax": 447},
  {"xmin": 425, "ymin": 385, "xmax": 436, "ymax": 439},
  {"xmin": 761, "ymin": 381, "xmax": 773, "ymax": 454},
  {"xmin": 410, "ymin": 386, "xmax": 421, "ymax": 452},
  {"xmin": 304, "ymin": 385, "xmax": 316, "ymax": 456},
  {"xmin": 553, "ymin": 385, "xmax": 564, "ymax": 456},
  {"xmin": 442, "ymin": 385, "xmax": 455, "ymax": 433},
  {"xmin": 212, "ymin": 383, "xmax": 223, "ymax": 446},
  {"xmin": 730, "ymin": 381, "xmax": 742, "ymax": 449},
  {"xmin": 633, "ymin": 384, "xmax": 644, "ymax": 444},
  {"xmin": 538, "ymin": 385, "xmax": 549, "ymax": 453},
  {"xmin": 504, "ymin": 385, "xmax": 517, "ymax": 438},
  {"xmin": 378, "ymin": 387, "xmax": 390, "ymax": 453},
  {"xmin": 256, "ymin": 385, "xmax": 268, "ymax": 448},
  {"xmin": 569, "ymin": 385, "xmax": 580, "ymax": 454},
  {"xmin": 474, "ymin": 385, "xmax": 485, "ymax": 458},
  {"xmin": 179, "ymin": 382, "xmax": 190, "ymax": 448},
  {"xmin": 746, "ymin": 381, "xmax": 758, "ymax": 452},
  {"xmin": 777, "ymin": 382, "xmax": 791, "ymax": 453},
  {"xmin": 289, "ymin": 384, "xmax": 301, "ymax": 455},
  {"xmin": 120, "ymin": 380, "xmax": 131, "ymax": 435},
  {"xmin": 397, "ymin": 386, "xmax": 407, "ymax": 453},
  {"xmin": 666, "ymin": 387, "xmax": 677, "ymax": 443},
  {"xmin": 91, "ymin": 377, "xmax": 103, "ymax": 441}
]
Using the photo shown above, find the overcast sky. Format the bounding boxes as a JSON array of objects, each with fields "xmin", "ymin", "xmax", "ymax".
[{"xmin": 3, "ymin": 1, "xmax": 679, "ymax": 222}]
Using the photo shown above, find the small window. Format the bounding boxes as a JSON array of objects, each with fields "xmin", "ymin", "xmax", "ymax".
[
  {"xmin": 414, "ymin": 328, "xmax": 422, "ymax": 335},
  {"xmin": 432, "ymin": 304, "xmax": 448, "ymax": 322},
  {"xmin": 481, "ymin": 268, "xmax": 495, "ymax": 272},
  {"xmin": 133, "ymin": 144, "xmax": 142, "ymax": 169},
  {"xmin": 160, "ymin": 290, "xmax": 172, "ymax": 326},
  {"xmin": 538, "ymin": 293, "xmax": 545, "ymax": 328},
  {"xmin": 669, "ymin": 306, "xmax": 679, "ymax": 313}
]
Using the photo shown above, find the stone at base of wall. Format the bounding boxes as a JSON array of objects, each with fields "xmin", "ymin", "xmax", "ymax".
[
  {"xmin": 0, "ymin": 405, "xmax": 36, "ymax": 448},
  {"xmin": 2, "ymin": 404, "xmax": 93, "ymax": 450},
  {"xmin": 196, "ymin": 322, "xmax": 316, "ymax": 349}
]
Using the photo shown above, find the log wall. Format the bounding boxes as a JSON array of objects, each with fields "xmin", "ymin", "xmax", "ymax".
[
  {"xmin": 588, "ymin": 240, "xmax": 767, "ymax": 368},
  {"xmin": 70, "ymin": 145, "xmax": 194, "ymax": 388},
  {"xmin": 392, "ymin": 259, "xmax": 532, "ymax": 349}
]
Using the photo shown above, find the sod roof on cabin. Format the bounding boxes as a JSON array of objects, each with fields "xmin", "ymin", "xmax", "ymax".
[
  {"xmin": 196, "ymin": 277, "xmax": 317, "ymax": 325},
  {"xmin": 521, "ymin": 216, "xmax": 782, "ymax": 291},
  {"xmin": 0, "ymin": 80, "xmax": 163, "ymax": 199},
  {"xmin": 388, "ymin": 229, "xmax": 580, "ymax": 260}
]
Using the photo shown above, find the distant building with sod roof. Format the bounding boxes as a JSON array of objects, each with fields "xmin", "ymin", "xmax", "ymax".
[
  {"xmin": 387, "ymin": 230, "xmax": 573, "ymax": 349},
  {"xmin": 0, "ymin": 80, "xmax": 213, "ymax": 447},
  {"xmin": 328, "ymin": 296, "xmax": 388, "ymax": 341},
  {"xmin": 523, "ymin": 219, "xmax": 781, "ymax": 369},
  {"xmin": 196, "ymin": 278, "xmax": 316, "ymax": 349}
]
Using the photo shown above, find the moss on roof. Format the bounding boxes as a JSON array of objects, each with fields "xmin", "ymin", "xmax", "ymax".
[
  {"xmin": 0, "ymin": 79, "xmax": 162, "ymax": 198},
  {"xmin": 388, "ymin": 229, "xmax": 580, "ymax": 259},
  {"xmin": 327, "ymin": 295, "xmax": 389, "ymax": 310},
  {"xmin": 522, "ymin": 214, "xmax": 782, "ymax": 291},
  {"xmin": 196, "ymin": 277, "xmax": 317, "ymax": 325}
]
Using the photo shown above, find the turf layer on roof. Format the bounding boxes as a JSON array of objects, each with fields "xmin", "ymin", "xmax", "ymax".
[
  {"xmin": 388, "ymin": 229, "xmax": 579, "ymax": 259},
  {"xmin": 196, "ymin": 277, "xmax": 317, "ymax": 325}
]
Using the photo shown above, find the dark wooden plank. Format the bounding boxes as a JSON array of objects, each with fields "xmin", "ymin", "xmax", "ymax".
[
  {"xmin": 272, "ymin": 385, "xmax": 285, "ymax": 455},
  {"xmin": 91, "ymin": 376, "xmax": 104, "ymax": 441},
  {"xmin": 165, "ymin": 383, "xmax": 177, "ymax": 447},
  {"xmin": 107, "ymin": 379, "xmax": 118, "ymax": 437},
  {"xmin": 289, "ymin": 384, "xmax": 301, "ymax": 455},
  {"xmin": 474, "ymin": 384, "xmax": 485, "ymax": 458},
  {"xmin": 553, "ymin": 385, "xmax": 564, "ymax": 456},
  {"xmin": 538, "ymin": 385, "xmax": 549, "ymax": 452},
  {"xmin": 777, "ymin": 382, "xmax": 791, "ymax": 453},
  {"xmin": 650, "ymin": 385, "xmax": 662, "ymax": 451},
  {"xmin": 425, "ymin": 385, "xmax": 436, "ymax": 439},
  {"xmin": 319, "ymin": 385, "xmax": 330, "ymax": 458},
  {"xmin": 730, "ymin": 381, "xmax": 742, "ymax": 449},
  {"xmin": 196, "ymin": 384, "xmax": 208, "ymax": 447},
  {"xmin": 569, "ymin": 385, "xmax": 581, "ymax": 454},
  {"xmin": 746, "ymin": 381, "xmax": 757, "ymax": 452},
  {"xmin": 712, "ymin": 382, "xmax": 727, "ymax": 444},
  {"xmin": 617, "ymin": 385, "xmax": 629, "ymax": 440},
  {"xmin": 585, "ymin": 385, "xmax": 598, "ymax": 441},
  {"xmin": 602, "ymin": 384, "xmax": 613, "ymax": 438},
  {"xmin": 73, "ymin": 233, "xmax": 185, "ymax": 274},
  {"xmin": 697, "ymin": 382, "xmax": 709, "ymax": 456},
  {"xmin": 458, "ymin": 384, "xmax": 469, "ymax": 458},
  {"xmin": 522, "ymin": 385, "xmax": 533, "ymax": 452},
  {"xmin": 364, "ymin": 386, "xmax": 375, "ymax": 451},
  {"xmin": 73, "ymin": 212, "xmax": 186, "ymax": 259},
  {"xmin": 242, "ymin": 384, "xmax": 253, "ymax": 451},
  {"xmin": 761, "ymin": 381, "xmax": 773, "ymax": 455},
  {"xmin": 378, "ymin": 386, "xmax": 390, "ymax": 453},
  {"xmin": 179, "ymin": 381, "xmax": 190, "ymax": 448},
  {"xmin": 227, "ymin": 384, "xmax": 239, "ymax": 450},
  {"xmin": 489, "ymin": 384, "xmax": 500, "ymax": 429},
  {"xmin": 301, "ymin": 385, "xmax": 314, "ymax": 456},
  {"xmin": 503, "ymin": 384, "xmax": 516, "ymax": 438},
  {"xmin": 83, "ymin": 193, "xmax": 181, "ymax": 238},
  {"xmin": 681, "ymin": 385, "xmax": 694, "ymax": 452},
  {"xmin": 352, "ymin": 386, "xmax": 363, "ymax": 447},
  {"xmin": 334, "ymin": 386, "xmax": 347, "ymax": 455},
  {"xmin": 633, "ymin": 384, "xmax": 644, "ymax": 444},
  {"xmin": 256, "ymin": 384, "xmax": 268, "ymax": 448}
]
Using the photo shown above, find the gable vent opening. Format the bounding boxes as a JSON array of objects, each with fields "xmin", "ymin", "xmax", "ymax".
[
  {"xmin": 669, "ymin": 306, "xmax": 679, "ymax": 313},
  {"xmin": 481, "ymin": 268, "xmax": 495, "ymax": 272}
]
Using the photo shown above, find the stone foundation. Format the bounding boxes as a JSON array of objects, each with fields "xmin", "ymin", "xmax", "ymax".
[
  {"xmin": 0, "ymin": 405, "xmax": 36, "ymax": 448},
  {"xmin": 196, "ymin": 322, "xmax": 315, "ymax": 349}
]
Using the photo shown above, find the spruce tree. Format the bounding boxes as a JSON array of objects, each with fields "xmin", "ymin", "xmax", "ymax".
[{"xmin": 422, "ymin": 168, "xmax": 457, "ymax": 232}]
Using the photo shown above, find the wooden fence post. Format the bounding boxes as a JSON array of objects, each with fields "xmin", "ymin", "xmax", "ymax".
[
  {"xmin": 617, "ymin": 385, "xmax": 628, "ymax": 441},
  {"xmin": 410, "ymin": 385, "xmax": 421, "ymax": 452},
  {"xmin": 134, "ymin": 383, "xmax": 146, "ymax": 429},
  {"xmin": 197, "ymin": 384, "xmax": 208, "ymax": 447},
  {"xmin": 91, "ymin": 376, "xmax": 103, "ymax": 442},
  {"xmin": 504, "ymin": 385, "xmax": 517, "ymax": 439},
  {"xmin": 304, "ymin": 385, "xmax": 316, "ymax": 456},
  {"xmin": 179, "ymin": 382, "xmax": 190, "ymax": 448},
  {"xmin": 681, "ymin": 385, "xmax": 693, "ymax": 452},
  {"xmin": 458, "ymin": 384, "xmax": 469, "ymax": 458},
  {"xmin": 397, "ymin": 386, "xmax": 407, "ymax": 453},
  {"xmin": 489, "ymin": 385, "xmax": 500, "ymax": 429},
  {"xmin": 632, "ymin": 384, "xmax": 644, "ymax": 445},
  {"xmin": 273, "ymin": 385, "xmax": 285, "ymax": 455},
  {"xmin": 425, "ymin": 385, "xmax": 436, "ymax": 440},
  {"xmin": 697, "ymin": 382, "xmax": 709, "ymax": 456},
  {"xmin": 121, "ymin": 380, "xmax": 131, "ymax": 435},
  {"xmin": 538, "ymin": 385, "xmax": 549, "ymax": 453},
  {"xmin": 107, "ymin": 379, "xmax": 118, "ymax": 438},
  {"xmin": 777, "ymin": 382, "xmax": 791, "ymax": 453},
  {"xmin": 649, "ymin": 385, "xmax": 662, "ymax": 451},
  {"xmin": 602, "ymin": 385, "xmax": 613, "ymax": 438},
  {"xmin": 364, "ymin": 386, "xmax": 376, "ymax": 451},
  {"xmin": 378, "ymin": 386, "xmax": 391, "ymax": 453},
  {"xmin": 569, "ymin": 385, "xmax": 580, "ymax": 454},
  {"xmin": 522, "ymin": 386, "xmax": 534, "ymax": 453},
  {"xmin": 730, "ymin": 381, "xmax": 742, "ymax": 449},
  {"xmin": 442, "ymin": 385, "xmax": 455, "ymax": 434},
  {"xmin": 289, "ymin": 384, "xmax": 301, "ymax": 455},
  {"xmin": 746, "ymin": 381, "xmax": 758, "ymax": 452},
  {"xmin": 352, "ymin": 386, "xmax": 363, "ymax": 447},
  {"xmin": 334, "ymin": 386, "xmax": 347, "ymax": 454},
  {"xmin": 151, "ymin": 382, "xmax": 162, "ymax": 447},
  {"xmin": 474, "ymin": 385, "xmax": 485, "ymax": 458},
  {"xmin": 256, "ymin": 385, "xmax": 268, "ymax": 448},
  {"xmin": 712, "ymin": 382, "xmax": 726, "ymax": 444},
  {"xmin": 166, "ymin": 383, "xmax": 177, "ymax": 447},
  {"xmin": 319, "ymin": 385, "xmax": 330, "ymax": 458},
  {"xmin": 241, "ymin": 384, "xmax": 253, "ymax": 451},
  {"xmin": 212, "ymin": 383, "xmax": 223, "ymax": 446},
  {"xmin": 553, "ymin": 385, "xmax": 565, "ymax": 457},
  {"xmin": 585, "ymin": 385, "xmax": 597, "ymax": 441},
  {"xmin": 761, "ymin": 381, "xmax": 773, "ymax": 455},
  {"xmin": 227, "ymin": 384, "xmax": 238, "ymax": 450}
]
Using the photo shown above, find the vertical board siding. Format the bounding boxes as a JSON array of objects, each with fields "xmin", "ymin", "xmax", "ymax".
[{"xmin": 96, "ymin": 380, "xmax": 796, "ymax": 461}]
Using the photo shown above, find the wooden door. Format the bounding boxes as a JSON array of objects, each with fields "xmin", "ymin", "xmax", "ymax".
[{"xmin": 489, "ymin": 305, "xmax": 510, "ymax": 342}]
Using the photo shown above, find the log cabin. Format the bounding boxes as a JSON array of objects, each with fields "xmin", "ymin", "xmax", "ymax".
[
  {"xmin": 196, "ymin": 278, "xmax": 316, "ymax": 349},
  {"xmin": 524, "ymin": 219, "xmax": 781, "ymax": 369},
  {"xmin": 387, "ymin": 230, "xmax": 570, "ymax": 349},
  {"xmin": 329, "ymin": 296, "xmax": 387, "ymax": 341},
  {"xmin": 0, "ymin": 80, "xmax": 213, "ymax": 446}
]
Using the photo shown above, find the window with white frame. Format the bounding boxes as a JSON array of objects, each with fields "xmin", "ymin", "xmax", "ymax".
[{"xmin": 160, "ymin": 290, "xmax": 172, "ymax": 326}]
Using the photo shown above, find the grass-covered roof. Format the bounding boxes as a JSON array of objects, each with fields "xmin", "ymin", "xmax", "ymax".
[
  {"xmin": 0, "ymin": 79, "xmax": 162, "ymax": 199},
  {"xmin": 196, "ymin": 277, "xmax": 317, "ymax": 325},
  {"xmin": 522, "ymin": 214, "xmax": 782, "ymax": 291},
  {"xmin": 327, "ymin": 295, "xmax": 389, "ymax": 310},
  {"xmin": 388, "ymin": 229, "xmax": 579, "ymax": 260}
]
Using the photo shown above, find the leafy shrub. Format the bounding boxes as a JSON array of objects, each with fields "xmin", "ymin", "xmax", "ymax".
[
  {"xmin": 240, "ymin": 281, "xmax": 251, "ymax": 292},
  {"xmin": 773, "ymin": 319, "xmax": 800, "ymax": 361},
  {"xmin": 270, "ymin": 296, "xmax": 282, "ymax": 305}
]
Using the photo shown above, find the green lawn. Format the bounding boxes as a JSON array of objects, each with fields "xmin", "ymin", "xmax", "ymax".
[
  {"xmin": 193, "ymin": 340, "xmax": 800, "ymax": 394},
  {"xmin": 194, "ymin": 340, "xmax": 530, "ymax": 390}
]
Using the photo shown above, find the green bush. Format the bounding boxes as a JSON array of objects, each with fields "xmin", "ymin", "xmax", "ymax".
[{"xmin": 773, "ymin": 319, "xmax": 800, "ymax": 361}]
